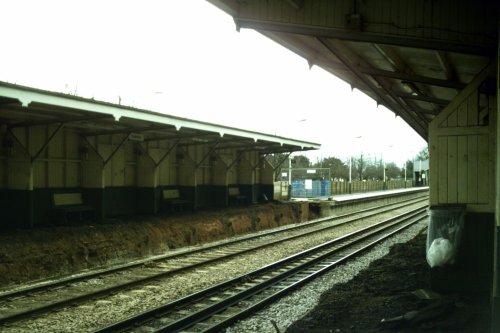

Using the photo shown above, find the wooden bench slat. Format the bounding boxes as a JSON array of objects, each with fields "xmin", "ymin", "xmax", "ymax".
[
  {"xmin": 162, "ymin": 189, "xmax": 189, "ymax": 212},
  {"xmin": 162, "ymin": 189, "xmax": 181, "ymax": 200},
  {"xmin": 53, "ymin": 192, "xmax": 94, "ymax": 223},
  {"xmin": 228, "ymin": 187, "xmax": 240, "ymax": 196},
  {"xmin": 229, "ymin": 187, "xmax": 247, "ymax": 205},
  {"xmin": 54, "ymin": 193, "xmax": 84, "ymax": 206}
]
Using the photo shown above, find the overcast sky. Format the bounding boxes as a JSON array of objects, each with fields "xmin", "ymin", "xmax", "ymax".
[{"xmin": 1, "ymin": 0, "xmax": 427, "ymax": 165}]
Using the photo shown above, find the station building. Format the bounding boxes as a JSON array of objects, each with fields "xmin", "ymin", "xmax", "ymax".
[
  {"xmin": 207, "ymin": 0, "xmax": 499, "ymax": 328},
  {"xmin": 0, "ymin": 81, "xmax": 319, "ymax": 228}
]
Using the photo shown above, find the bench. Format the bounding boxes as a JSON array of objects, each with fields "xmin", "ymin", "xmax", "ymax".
[
  {"xmin": 228, "ymin": 187, "xmax": 247, "ymax": 205},
  {"xmin": 53, "ymin": 193, "xmax": 95, "ymax": 224},
  {"xmin": 162, "ymin": 189, "xmax": 189, "ymax": 212}
]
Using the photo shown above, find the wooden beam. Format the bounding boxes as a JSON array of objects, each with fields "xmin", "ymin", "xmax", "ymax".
[
  {"xmin": 155, "ymin": 139, "xmax": 181, "ymax": 167},
  {"xmin": 31, "ymin": 123, "xmax": 64, "ymax": 163},
  {"xmin": 9, "ymin": 114, "xmax": 112, "ymax": 129},
  {"xmin": 82, "ymin": 136, "xmax": 104, "ymax": 162},
  {"xmin": 227, "ymin": 150, "xmax": 246, "ymax": 170},
  {"xmin": 373, "ymin": 44, "xmax": 442, "ymax": 116},
  {"xmin": 83, "ymin": 124, "xmax": 174, "ymax": 137},
  {"xmin": 317, "ymin": 37, "xmax": 428, "ymax": 139},
  {"xmin": 103, "ymin": 134, "xmax": 130, "ymax": 166},
  {"xmin": 253, "ymin": 154, "xmax": 269, "ymax": 171},
  {"xmin": 195, "ymin": 141, "xmax": 221, "ymax": 169},
  {"xmin": 235, "ymin": 18, "xmax": 496, "ymax": 56},
  {"xmin": 360, "ymin": 67, "xmax": 465, "ymax": 90},
  {"xmin": 273, "ymin": 152, "xmax": 292, "ymax": 172},
  {"xmin": 396, "ymin": 92, "xmax": 451, "ymax": 106},
  {"xmin": 435, "ymin": 51, "xmax": 457, "ymax": 81},
  {"xmin": 286, "ymin": 0, "xmax": 303, "ymax": 9}
]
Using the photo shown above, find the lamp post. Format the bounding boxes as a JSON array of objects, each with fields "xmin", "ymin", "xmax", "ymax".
[
  {"xmin": 382, "ymin": 145, "xmax": 393, "ymax": 191},
  {"xmin": 404, "ymin": 160, "xmax": 407, "ymax": 188},
  {"xmin": 349, "ymin": 156, "xmax": 352, "ymax": 183},
  {"xmin": 349, "ymin": 136, "xmax": 362, "ymax": 194},
  {"xmin": 383, "ymin": 159, "xmax": 386, "ymax": 189}
]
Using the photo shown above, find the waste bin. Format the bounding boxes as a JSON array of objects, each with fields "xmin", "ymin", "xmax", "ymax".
[{"xmin": 426, "ymin": 205, "xmax": 465, "ymax": 268}]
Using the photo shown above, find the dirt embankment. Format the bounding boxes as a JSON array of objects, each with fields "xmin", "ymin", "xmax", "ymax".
[{"xmin": 0, "ymin": 202, "xmax": 307, "ymax": 288}]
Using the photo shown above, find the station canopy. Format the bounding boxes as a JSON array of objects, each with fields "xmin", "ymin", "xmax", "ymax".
[
  {"xmin": 0, "ymin": 81, "xmax": 320, "ymax": 154},
  {"xmin": 208, "ymin": 0, "xmax": 498, "ymax": 140}
]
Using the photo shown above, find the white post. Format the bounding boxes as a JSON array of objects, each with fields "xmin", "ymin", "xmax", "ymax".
[
  {"xmin": 383, "ymin": 159, "xmax": 386, "ymax": 190},
  {"xmin": 287, "ymin": 156, "xmax": 292, "ymax": 200},
  {"xmin": 404, "ymin": 161, "xmax": 407, "ymax": 188},
  {"xmin": 349, "ymin": 157, "xmax": 352, "ymax": 183},
  {"xmin": 288, "ymin": 157, "xmax": 292, "ymax": 184}
]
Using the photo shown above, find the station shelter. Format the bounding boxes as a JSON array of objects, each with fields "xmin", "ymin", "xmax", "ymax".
[
  {"xmin": 207, "ymin": 0, "xmax": 499, "ymax": 329},
  {"xmin": 0, "ymin": 82, "xmax": 319, "ymax": 228},
  {"xmin": 414, "ymin": 159, "xmax": 429, "ymax": 187}
]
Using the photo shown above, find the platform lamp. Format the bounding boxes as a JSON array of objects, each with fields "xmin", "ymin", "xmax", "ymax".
[
  {"xmin": 382, "ymin": 145, "xmax": 394, "ymax": 191},
  {"xmin": 403, "ymin": 151, "xmax": 416, "ymax": 188},
  {"xmin": 383, "ymin": 159, "xmax": 386, "ymax": 190},
  {"xmin": 404, "ymin": 160, "xmax": 407, "ymax": 187},
  {"xmin": 349, "ymin": 135, "xmax": 363, "ymax": 194}
]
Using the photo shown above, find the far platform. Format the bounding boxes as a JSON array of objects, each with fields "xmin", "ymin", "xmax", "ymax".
[{"xmin": 291, "ymin": 186, "xmax": 429, "ymax": 203}]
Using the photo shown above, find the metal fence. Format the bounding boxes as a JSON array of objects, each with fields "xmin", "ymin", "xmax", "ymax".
[
  {"xmin": 331, "ymin": 179, "xmax": 414, "ymax": 195},
  {"xmin": 274, "ymin": 179, "xmax": 416, "ymax": 200},
  {"xmin": 291, "ymin": 179, "xmax": 331, "ymax": 198}
]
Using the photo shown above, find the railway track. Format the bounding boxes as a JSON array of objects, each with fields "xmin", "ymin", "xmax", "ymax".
[
  {"xmin": 0, "ymin": 195, "xmax": 427, "ymax": 327},
  {"xmin": 95, "ymin": 207, "xmax": 428, "ymax": 332}
]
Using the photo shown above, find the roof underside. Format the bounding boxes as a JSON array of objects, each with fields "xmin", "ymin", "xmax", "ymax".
[
  {"xmin": 208, "ymin": 0, "xmax": 498, "ymax": 141},
  {"xmin": 0, "ymin": 82, "xmax": 320, "ymax": 154}
]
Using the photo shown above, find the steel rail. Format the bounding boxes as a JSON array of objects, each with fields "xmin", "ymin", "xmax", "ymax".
[
  {"xmin": 94, "ymin": 207, "xmax": 427, "ymax": 332},
  {"xmin": 0, "ymin": 197, "xmax": 427, "ymax": 325},
  {"xmin": 0, "ymin": 193, "xmax": 426, "ymax": 300}
]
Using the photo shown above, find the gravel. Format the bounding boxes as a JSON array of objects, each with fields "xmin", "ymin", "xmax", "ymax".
[
  {"xmin": 225, "ymin": 221, "xmax": 427, "ymax": 333},
  {"xmin": 1, "ymin": 204, "xmax": 427, "ymax": 333}
]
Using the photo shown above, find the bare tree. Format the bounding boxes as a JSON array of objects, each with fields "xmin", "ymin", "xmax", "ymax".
[{"xmin": 353, "ymin": 152, "xmax": 367, "ymax": 180}]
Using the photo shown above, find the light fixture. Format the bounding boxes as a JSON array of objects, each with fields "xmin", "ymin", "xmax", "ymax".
[{"xmin": 401, "ymin": 80, "xmax": 419, "ymax": 95}]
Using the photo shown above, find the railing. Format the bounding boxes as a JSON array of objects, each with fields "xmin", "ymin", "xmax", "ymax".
[
  {"xmin": 275, "ymin": 179, "xmax": 417, "ymax": 199},
  {"xmin": 332, "ymin": 179, "xmax": 414, "ymax": 195}
]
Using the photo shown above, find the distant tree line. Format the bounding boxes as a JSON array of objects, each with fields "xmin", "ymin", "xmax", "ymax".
[{"xmin": 267, "ymin": 147, "xmax": 428, "ymax": 182}]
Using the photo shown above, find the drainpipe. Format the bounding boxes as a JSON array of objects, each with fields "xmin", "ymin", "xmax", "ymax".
[{"xmin": 492, "ymin": 29, "xmax": 500, "ymax": 332}]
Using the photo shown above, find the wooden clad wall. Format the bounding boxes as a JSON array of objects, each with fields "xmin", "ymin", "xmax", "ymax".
[
  {"xmin": 429, "ymin": 63, "xmax": 496, "ymax": 212},
  {"xmin": 235, "ymin": 0, "xmax": 496, "ymax": 47}
]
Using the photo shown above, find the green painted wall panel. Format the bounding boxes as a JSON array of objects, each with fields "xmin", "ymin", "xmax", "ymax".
[
  {"xmin": 196, "ymin": 185, "xmax": 226, "ymax": 208},
  {"xmin": 260, "ymin": 184, "xmax": 274, "ymax": 202},
  {"xmin": 103, "ymin": 187, "xmax": 137, "ymax": 217},
  {"xmin": 136, "ymin": 187, "xmax": 156, "ymax": 214},
  {"xmin": 493, "ymin": 227, "xmax": 500, "ymax": 331},
  {"xmin": 0, "ymin": 189, "xmax": 32, "ymax": 229},
  {"xmin": 82, "ymin": 188, "xmax": 104, "ymax": 221}
]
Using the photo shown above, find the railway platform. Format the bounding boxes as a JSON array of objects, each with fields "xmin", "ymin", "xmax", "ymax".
[
  {"xmin": 0, "ymin": 187, "xmax": 428, "ymax": 289},
  {"xmin": 301, "ymin": 187, "xmax": 429, "ymax": 218}
]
